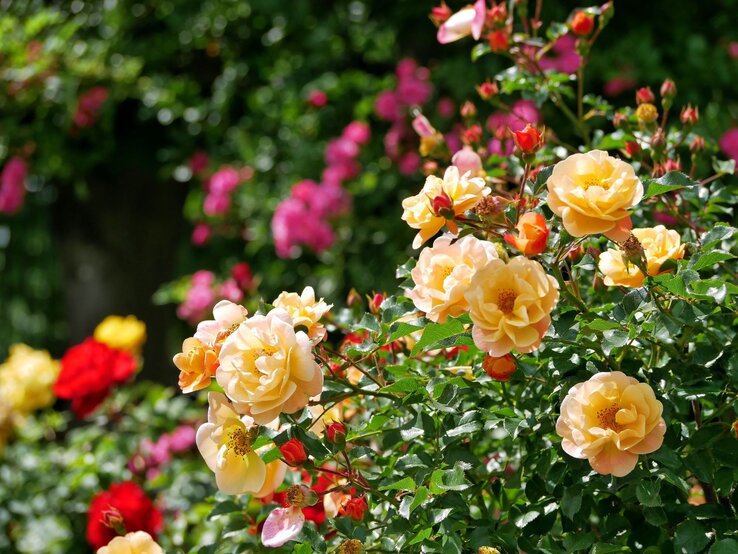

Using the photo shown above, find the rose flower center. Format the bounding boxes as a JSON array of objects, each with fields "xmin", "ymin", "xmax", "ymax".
[
  {"xmin": 227, "ymin": 426, "xmax": 256, "ymax": 456},
  {"xmin": 580, "ymin": 175, "xmax": 609, "ymax": 190},
  {"xmin": 497, "ymin": 289, "xmax": 517, "ymax": 314},
  {"xmin": 597, "ymin": 404, "xmax": 624, "ymax": 432}
]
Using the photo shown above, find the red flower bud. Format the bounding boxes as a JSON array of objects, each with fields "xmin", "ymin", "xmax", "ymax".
[
  {"xmin": 326, "ymin": 422, "xmax": 347, "ymax": 444},
  {"xmin": 343, "ymin": 497, "xmax": 368, "ymax": 521},
  {"xmin": 690, "ymin": 136, "xmax": 705, "ymax": 152},
  {"xmin": 504, "ymin": 212, "xmax": 549, "ymax": 256},
  {"xmin": 476, "ymin": 80, "xmax": 499, "ymax": 101},
  {"xmin": 680, "ymin": 104, "xmax": 699, "ymax": 125},
  {"xmin": 624, "ymin": 141, "xmax": 641, "ymax": 157},
  {"xmin": 369, "ymin": 293, "xmax": 384, "ymax": 314},
  {"xmin": 431, "ymin": 191, "xmax": 453, "ymax": 218},
  {"xmin": 462, "ymin": 124, "xmax": 483, "ymax": 145},
  {"xmin": 422, "ymin": 160, "xmax": 439, "ymax": 176},
  {"xmin": 635, "ymin": 87, "xmax": 655, "ymax": 105},
  {"xmin": 482, "ymin": 354, "xmax": 517, "ymax": 381},
  {"xmin": 460, "ymin": 101, "xmax": 477, "ymax": 119},
  {"xmin": 430, "ymin": 3, "xmax": 452, "ymax": 26},
  {"xmin": 613, "ymin": 112, "xmax": 627, "ymax": 128},
  {"xmin": 279, "ymin": 438, "xmax": 308, "ymax": 465},
  {"xmin": 570, "ymin": 11, "xmax": 595, "ymax": 36},
  {"xmin": 487, "ymin": 30, "xmax": 509, "ymax": 52},
  {"xmin": 660, "ymin": 78, "xmax": 677, "ymax": 99},
  {"xmin": 487, "ymin": 3, "xmax": 507, "ymax": 26},
  {"xmin": 651, "ymin": 129, "xmax": 666, "ymax": 149},
  {"xmin": 308, "ymin": 90, "xmax": 328, "ymax": 108},
  {"xmin": 512, "ymin": 124, "xmax": 544, "ymax": 154}
]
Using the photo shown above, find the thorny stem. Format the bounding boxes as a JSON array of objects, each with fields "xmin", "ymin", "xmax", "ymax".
[{"xmin": 515, "ymin": 162, "xmax": 532, "ymax": 223}]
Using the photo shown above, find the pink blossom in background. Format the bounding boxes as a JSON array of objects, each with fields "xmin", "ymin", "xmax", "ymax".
[
  {"xmin": 272, "ymin": 197, "xmax": 336, "ymax": 258},
  {"xmin": 168, "ymin": 425, "xmax": 197, "ymax": 453},
  {"xmin": 538, "ymin": 35, "xmax": 582, "ymax": 75},
  {"xmin": 452, "ymin": 147, "xmax": 483, "ymax": 175},
  {"xmin": 437, "ymin": 97, "xmax": 455, "ymax": 119},
  {"xmin": 398, "ymin": 152, "xmax": 421, "ymax": 175},
  {"xmin": 719, "ymin": 128, "xmax": 738, "ymax": 161},
  {"xmin": 203, "ymin": 192, "xmax": 230, "ymax": 216},
  {"xmin": 342, "ymin": 121, "xmax": 371, "ymax": 145},
  {"xmin": 191, "ymin": 223, "xmax": 211, "ymax": 246},
  {"xmin": 508, "ymin": 100, "xmax": 540, "ymax": 131},
  {"xmin": 375, "ymin": 90, "xmax": 400, "ymax": 121},
  {"xmin": 445, "ymin": 131, "xmax": 463, "ymax": 155},
  {"xmin": 230, "ymin": 262, "xmax": 254, "ymax": 291},
  {"xmin": 383, "ymin": 123, "xmax": 405, "ymax": 159},
  {"xmin": 485, "ymin": 100, "xmax": 541, "ymax": 152},
  {"xmin": 603, "ymin": 76, "xmax": 637, "ymax": 97},
  {"xmin": 308, "ymin": 89, "xmax": 328, "ymax": 108},
  {"xmin": 653, "ymin": 210, "xmax": 679, "ymax": 226},
  {"xmin": 188, "ymin": 151, "xmax": 209, "ymax": 175},
  {"xmin": 208, "ymin": 166, "xmax": 241, "ymax": 195},
  {"xmin": 395, "ymin": 59, "xmax": 432, "ymax": 106},
  {"xmin": 728, "ymin": 42, "xmax": 738, "ymax": 59},
  {"xmin": 411, "ymin": 114, "xmax": 437, "ymax": 137},
  {"xmin": 219, "ymin": 278, "xmax": 244, "ymax": 303},
  {"xmin": 191, "ymin": 270, "xmax": 214, "ymax": 287},
  {"xmin": 176, "ymin": 270, "xmax": 216, "ymax": 324},
  {"xmin": 488, "ymin": 137, "xmax": 515, "ymax": 157},
  {"xmin": 325, "ymin": 138, "xmax": 360, "ymax": 166},
  {"xmin": 0, "ymin": 157, "xmax": 28, "ymax": 214},
  {"xmin": 128, "ymin": 425, "xmax": 198, "ymax": 480},
  {"xmin": 73, "ymin": 86, "xmax": 109, "ymax": 128}
]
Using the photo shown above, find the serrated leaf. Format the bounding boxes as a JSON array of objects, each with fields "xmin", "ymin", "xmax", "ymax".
[
  {"xmin": 382, "ymin": 377, "xmax": 420, "ymax": 395},
  {"xmin": 378, "ymin": 476, "xmax": 415, "ymax": 492},
  {"xmin": 635, "ymin": 480, "xmax": 661, "ymax": 507},
  {"xmin": 410, "ymin": 318, "xmax": 467, "ymax": 356},
  {"xmin": 674, "ymin": 520, "xmax": 711, "ymax": 554},
  {"xmin": 688, "ymin": 251, "xmax": 736, "ymax": 271},
  {"xmin": 643, "ymin": 171, "xmax": 696, "ymax": 198}
]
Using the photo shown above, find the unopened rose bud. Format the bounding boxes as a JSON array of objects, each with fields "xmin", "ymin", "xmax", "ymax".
[
  {"xmin": 462, "ymin": 124, "xmax": 483, "ymax": 145},
  {"xmin": 487, "ymin": 30, "xmax": 509, "ymax": 52},
  {"xmin": 279, "ymin": 438, "xmax": 308, "ymax": 465},
  {"xmin": 431, "ymin": 191, "xmax": 454, "ymax": 218},
  {"xmin": 651, "ymin": 128, "xmax": 666, "ymax": 149},
  {"xmin": 570, "ymin": 11, "xmax": 595, "ymax": 36},
  {"xmin": 482, "ymin": 354, "xmax": 517, "ymax": 381},
  {"xmin": 343, "ymin": 497, "xmax": 368, "ymax": 521},
  {"xmin": 680, "ymin": 104, "xmax": 699, "ymax": 125},
  {"xmin": 613, "ymin": 112, "xmax": 627, "ymax": 128},
  {"xmin": 368, "ymin": 293, "xmax": 384, "ymax": 314},
  {"xmin": 621, "ymin": 233, "xmax": 648, "ymax": 274},
  {"xmin": 690, "ymin": 136, "xmax": 705, "ymax": 152},
  {"xmin": 512, "ymin": 124, "xmax": 544, "ymax": 155},
  {"xmin": 487, "ymin": 4, "xmax": 507, "ymax": 26},
  {"xmin": 340, "ymin": 539, "xmax": 365, "ymax": 554},
  {"xmin": 460, "ymin": 101, "xmax": 477, "ymax": 119},
  {"xmin": 452, "ymin": 146, "xmax": 483, "ymax": 176},
  {"xmin": 476, "ymin": 81, "xmax": 499, "ymax": 101},
  {"xmin": 412, "ymin": 114, "xmax": 436, "ymax": 137},
  {"xmin": 662, "ymin": 158, "xmax": 681, "ymax": 173},
  {"xmin": 286, "ymin": 484, "xmax": 319, "ymax": 508},
  {"xmin": 346, "ymin": 288, "xmax": 362, "ymax": 308},
  {"xmin": 600, "ymin": 1, "xmax": 614, "ymax": 20},
  {"xmin": 660, "ymin": 78, "xmax": 677, "ymax": 99},
  {"xmin": 635, "ymin": 87, "xmax": 655, "ymax": 105},
  {"xmin": 430, "ymin": 3, "xmax": 453, "ymax": 26},
  {"xmin": 326, "ymin": 422, "xmax": 347, "ymax": 446},
  {"xmin": 624, "ymin": 141, "xmax": 641, "ymax": 157},
  {"xmin": 423, "ymin": 160, "xmax": 439, "ymax": 175},
  {"xmin": 635, "ymin": 103, "xmax": 658, "ymax": 124},
  {"xmin": 478, "ymin": 548, "xmax": 502, "ymax": 554},
  {"xmin": 101, "ymin": 507, "xmax": 126, "ymax": 536}
]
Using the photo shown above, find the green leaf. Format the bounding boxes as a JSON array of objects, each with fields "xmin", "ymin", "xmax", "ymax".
[
  {"xmin": 399, "ymin": 486, "xmax": 429, "ymax": 519},
  {"xmin": 561, "ymin": 487, "xmax": 582, "ymax": 519},
  {"xmin": 701, "ymin": 224, "xmax": 737, "ymax": 249},
  {"xmin": 674, "ymin": 520, "xmax": 711, "ymax": 554},
  {"xmin": 471, "ymin": 43, "xmax": 491, "ymax": 61},
  {"xmin": 590, "ymin": 544, "xmax": 630, "ymax": 553},
  {"xmin": 408, "ymin": 527, "xmax": 433, "ymax": 545},
  {"xmin": 382, "ymin": 377, "xmax": 420, "ymax": 395},
  {"xmin": 711, "ymin": 539, "xmax": 738, "ymax": 554},
  {"xmin": 410, "ymin": 318, "xmax": 467, "ymax": 356},
  {"xmin": 378, "ymin": 476, "xmax": 415, "ymax": 492},
  {"xmin": 643, "ymin": 171, "xmax": 696, "ymax": 198},
  {"xmin": 688, "ymin": 251, "xmax": 736, "ymax": 271},
  {"xmin": 208, "ymin": 500, "xmax": 241, "ymax": 518},
  {"xmin": 635, "ymin": 480, "xmax": 661, "ymax": 507}
]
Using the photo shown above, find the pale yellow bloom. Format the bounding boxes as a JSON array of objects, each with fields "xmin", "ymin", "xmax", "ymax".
[
  {"xmin": 546, "ymin": 150, "xmax": 643, "ymax": 241},
  {"xmin": 94, "ymin": 315, "xmax": 147, "ymax": 354},
  {"xmin": 0, "ymin": 344, "xmax": 59, "ymax": 415},
  {"xmin": 196, "ymin": 392, "xmax": 267, "ymax": 495},
  {"xmin": 407, "ymin": 235, "xmax": 498, "ymax": 323},
  {"xmin": 598, "ymin": 226, "xmax": 685, "ymax": 288},
  {"xmin": 465, "ymin": 257, "xmax": 559, "ymax": 356},
  {"xmin": 556, "ymin": 371, "xmax": 666, "ymax": 477},
  {"xmin": 252, "ymin": 448, "xmax": 288, "ymax": 499},
  {"xmin": 273, "ymin": 286, "xmax": 332, "ymax": 341},
  {"xmin": 96, "ymin": 531, "xmax": 163, "ymax": 554},
  {"xmin": 402, "ymin": 166, "xmax": 490, "ymax": 249},
  {"xmin": 217, "ymin": 309, "xmax": 323, "ymax": 425}
]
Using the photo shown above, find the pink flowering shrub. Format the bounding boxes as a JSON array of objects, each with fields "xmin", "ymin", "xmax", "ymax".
[{"xmin": 0, "ymin": 157, "xmax": 27, "ymax": 214}]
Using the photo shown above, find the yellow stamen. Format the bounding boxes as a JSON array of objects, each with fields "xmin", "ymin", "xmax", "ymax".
[{"xmin": 497, "ymin": 289, "xmax": 517, "ymax": 314}]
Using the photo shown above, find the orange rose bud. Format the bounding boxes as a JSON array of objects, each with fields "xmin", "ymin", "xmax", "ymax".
[
  {"xmin": 482, "ymin": 354, "xmax": 517, "ymax": 381},
  {"xmin": 477, "ymin": 81, "xmax": 499, "ymax": 101},
  {"xmin": 504, "ymin": 212, "xmax": 549, "ymax": 256},
  {"xmin": 680, "ymin": 104, "xmax": 699, "ymax": 125},
  {"xmin": 613, "ymin": 112, "xmax": 627, "ymax": 128},
  {"xmin": 635, "ymin": 87, "xmax": 655, "ymax": 105},
  {"xmin": 343, "ymin": 497, "xmax": 368, "ymax": 521},
  {"xmin": 570, "ymin": 11, "xmax": 595, "ymax": 36},
  {"xmin": 487, "ymin": 30, "xmax": 509, "ymax": 52},
  {"xmin": 512, "ymin": 124, "xmax": 544, "ymax": 154},
  {"xmin": 326, "ymin": 422, "xmax": 347, "ymax": 445},
  {"xmin": 279, "ymin": 438, "xmax": 308, "ymax": 465}
]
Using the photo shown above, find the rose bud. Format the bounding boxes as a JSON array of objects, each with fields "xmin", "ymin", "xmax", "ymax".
[
  {"xmin": 308, "ymin": 90, "xmax": 328, "ymax": 108},
  {"xmin": 624, "ymin": 141, "xmax": 641, "ymax": 158},
  {"xmin": 512, "ymin": 124, "xmax": 544, "ymax": 155},
  {"xmin": 423, "ymin": 160, "xmax": 439, "ymax": 176},
  {"xmin": 487, "ymin": 30, "xmax": 509, "ymax": 52},
  {"xmin": 476, "ymin": 80, "xmax": 499, "ymax": 101},
  {"xmin": 613, "ymin": 112, "xmax": 627, "ymax": 128},
  {"xmin": 651, "ymin": 128, "xmax": 666, "ymax": 149},
  {"xmin": 368, "ymin": 293, "xmax": 384, "ymax": 314},
  {"xmin": 504, "ymin": 212, "xmax": 549, "ymax": 256},
  {"xmin": 487, "ymin": 3, "xmax": 507, "ymax": 26},
  {"xmin": 431, "ymin": 191, "xmax": 454, "ymax": 219},
  {"xmin": 279, "ymin": 438, "xmax": 308, "ymax": 466},
  {"xmin": 412, "ymin": 113, "xmax": 436, "ymax": 138},
  {"xmin": 660, "ymin": 78, "xmax": 677, "ymax": 99},
  {"xmin": 570, "ymin": 11, "xmax": 595, "ymax": 36},
  {"xmin": 482, "ymin": 354, "xmax": 517, "ymax": 381},
  {"xmin": 343, "ymin": 497, "xmax": 368, "ymax": 521},
  {"xmin": 680, "ymin": 104, "xmax": 699, "ymax": 125},
  {"xmin": 690, "ymin": 136, "xmax": 705, "ymax": 152},
  {"xmin": 635, "ymin": 87, "xmax": 655, "ymax": 105},
  {"xmin": 430, "ymin": 3, "xmax": 453, "ymax": 26},
  {"xmin": 462, "ymin": 124, "xmax": 483, "ymax": 145},
  {"xmin": 326, "ymin": 422, "xmax": 347, "ymax": 446}
]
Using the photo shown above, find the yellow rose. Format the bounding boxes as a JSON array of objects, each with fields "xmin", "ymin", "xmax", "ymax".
[
  {"xmin": 598, "ymin": 226, "xmax": 685, "ymax": 288},
  {"xmin": 546, "ymin": 150, "xmax": 643, "ymax": 241},
  {"xmin": 97, "ymin": 531, "xmax": 163, "ymax": 554},
  {"xmin": 94, "ymin": 315, "xmax": 147, "ymax": 354},
  {"xmin": 217, "ymin": 309, "xmax": 323, "ymax": 425},
  {"xmin": 556, "ymin": 371, "xmax": 666, "ymax": 477},
  {"xmin": 402, "ymin": 166, "xmax": 490, "ymax": 249},
  {"xmin": 196, "ymin": 392, "xmax": 267, "ymax": 495},
  {"xmin": 0, "ymin": 344, "xmax": 59, "ymax": 415},
  {"xmin": 252, "ymin": 449, "xmax": 288, "ymax": 499},
  {"xmin": 172, "ymin": 337, "xmax": 219, "ymax": 393},
  {"xmin": 464, "ymin": 257, "xmax": 559, "ymax": 356},
  {"xmin": 273, "ymin": 286, "xmax": 332, "ymax": 342},
  {"xmin": 407, "ymin": 235, "xmax": 498, "ymax": 323}
]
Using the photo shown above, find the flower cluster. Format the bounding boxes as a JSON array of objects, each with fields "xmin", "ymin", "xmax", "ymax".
[
  {"xmin": 0, "ymin": 156, "xmax": 28, "ymax": 215},
  {"xmin": 73, "ymin": 86, "xmax": 109, "ymax": 129},
  {"xmin": 176, "ymin": 266, "xmax": 254, "ymax": 325},
  {"xmin": 271, "ymin": 120, "xmax": 367, "ymax": 257},
  {"xmin": 128, "ymin": 424, "xmax": 197, "ymax": 480}
]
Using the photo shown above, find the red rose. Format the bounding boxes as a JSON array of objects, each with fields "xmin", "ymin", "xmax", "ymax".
[
  {"xmin": 86, "ymin": 481, "xmax": 163, "ymax": 550},
  {"xmin": 342, "ymin": 497, "xmax": 368, "ymax": 521},
  {"xmin": 54, "ymin": 338, "xmax": 136, "ymax": 418},
  {"xmin": 279, "ymin": 438, "xmax": 308, "ymax": 465},
  {"xmin": 326, "ymin": 422, "xmax": 347, "ymax": 445}
]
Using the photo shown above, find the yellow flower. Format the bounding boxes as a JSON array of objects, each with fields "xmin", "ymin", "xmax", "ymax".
[
  {"xmin": 635, "ymin": 103, "xmax": 658, "ymax": 123},
  {"xmin": 252, "ymin": 449, "xmax": 288, "ymax": 499},
  {"xmin": 465, "ymin": 257, "xmax": 559, "ymax": 356},
  {"xmin": 97, "ymin": 531, "xmax": 163, "ymax": 554},
  {"xmin": 273, "ymin": 286, "xmax": 332, "ymax": 342},
  {"xmin": 172, "ymin": 337, "xmax": 219, "ymax": 393},
  {"xmin": 407, "ymin": 235, "xmax": 498, "ymax": 323},
  {"xmin": 94, "ymin": 315, "xmax": 147, "ymax": 354},
  {"xmin": 556, "ymin": 371, "xmax": 666, "ymax": 477},
  {"xmin": 0, "ymin": 344, "xmax": 59, "ymax": 415},
  {"xmin": 217, "ymin": 309, "xmax": 323, "ymax": 425},
  {"xmin": 598, "ymin": 226, "xmax": 685, "ymax": 288},
  {"xmin": 402, "ymin": 166, "xmax": 490, "ymax": 249},
  {"xmin": 196, "ymin": 392, "xmax": 267, "ymax": 495},
  {"xmin": 546, "ymin": 150, "xmax": 643, "ymax": 241}
]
